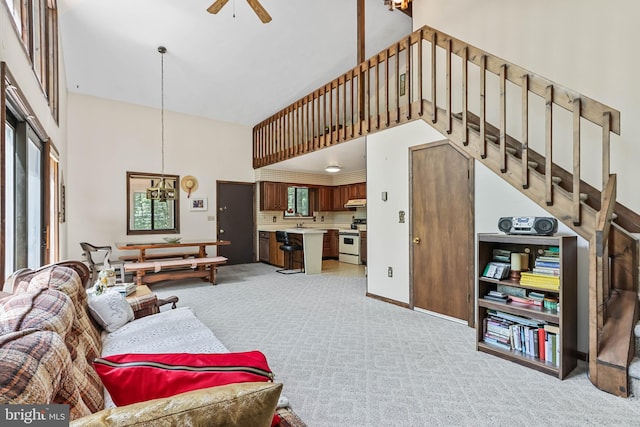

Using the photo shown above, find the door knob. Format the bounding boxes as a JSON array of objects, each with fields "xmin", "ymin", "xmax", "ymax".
[
  {"xmin": 412, "ymin": 237, "xmax": 421, "ymax": 244},
  {"xmin": 219, "ymin": 229, "xmax": 224, "ymax": 234}
]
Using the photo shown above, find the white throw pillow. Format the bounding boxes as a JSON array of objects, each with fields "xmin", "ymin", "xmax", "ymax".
[{"xmin": 87, "ymin": 289, "xmax": 134, "ymax": 332}]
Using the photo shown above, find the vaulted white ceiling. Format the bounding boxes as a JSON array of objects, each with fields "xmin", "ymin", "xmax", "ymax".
[{"xmin": 57, "ymin": 0, "xmax": 411, "ymax": 173}]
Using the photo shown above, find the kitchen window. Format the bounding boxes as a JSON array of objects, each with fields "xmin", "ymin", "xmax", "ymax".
[{"xmin": 284, "ymin": 186, "xmax": 310, "ymax": 217}]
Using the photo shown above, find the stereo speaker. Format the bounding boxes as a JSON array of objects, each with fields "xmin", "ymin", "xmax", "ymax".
[{"xmin": 497, "ymin": 216, "xmax": 558, "ymax": 236}]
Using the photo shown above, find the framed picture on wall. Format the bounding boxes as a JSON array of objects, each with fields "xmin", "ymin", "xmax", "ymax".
[{"xmin": 190, "ymin": 197, "xmax": 208, "ymax": 211}]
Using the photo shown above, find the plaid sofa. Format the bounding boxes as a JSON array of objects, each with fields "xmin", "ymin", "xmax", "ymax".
[{"xmin": 0, "ymin": 261, "xmax": 283, "ymax": 426}]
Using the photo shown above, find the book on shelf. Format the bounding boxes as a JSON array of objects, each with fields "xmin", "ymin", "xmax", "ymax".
[
  {"xmin": 509, "ymin": 295, "xmax": 543, "ymax": 307},
  {"xmin": 483, "ymin": 290, "xmax": 511, "ymax": 304},
  {"xmin": 492, "ymin": 248, "xmax": 512, "ymax": 263},
  {"xmin": 532, "ymin": 267, "xmax": 560, "ymax": 276},
  {"xmin": 538, "ymin": 328, "xmax": 546, "ymax": 361},
  {"xmin": 487, "ymin": 309, "xmax": 545, "ymax": 328},
  {"xmin": 482, "ymin": 262, "xmax": 511, "ymax": 279},
  {"xmin": 534, "ymin": 260, "xmax": 561, "ymax": 269},
  {"xmin": 496, "ymin": 284, "xmax": 527, "ymax": 298}
]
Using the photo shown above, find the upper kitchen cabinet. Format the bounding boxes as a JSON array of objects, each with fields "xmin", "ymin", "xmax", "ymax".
[
  {"xmin": 259, "ymin": 181, "xmax": 288, "ymax": 211},
  {"xmin": 348, "ymin": 182, "xmax": 366, "ymax": 199},
  {"xmin": 333, "ymin": 185, "xmax": 351, "ymax": 211},
  {"xmin": 317, "ymin": 186, "xmax": 334, "ymax": 211}
]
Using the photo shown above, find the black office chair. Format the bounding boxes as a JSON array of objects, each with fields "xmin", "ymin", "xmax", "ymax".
[{"xmin": 275, "ymin": 231, "xmax": 304, "ymax": 274}]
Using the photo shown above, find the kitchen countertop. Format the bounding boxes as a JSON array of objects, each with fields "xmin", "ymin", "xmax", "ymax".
[{"xmin": 258, "ymin": 224, "xmax": 347, "ymax": 232}]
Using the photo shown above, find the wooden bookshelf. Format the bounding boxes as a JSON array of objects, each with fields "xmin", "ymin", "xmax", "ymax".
[{"xmin": 476, "ymin": 233, "xmax": 577, "ymax": 379}]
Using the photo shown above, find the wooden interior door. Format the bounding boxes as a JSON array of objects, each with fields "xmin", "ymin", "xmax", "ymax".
[
  {"xmin": 410, "ymin": 141, "xmax": 474, "ymax": 325},
  {"xmin": 217, "ymin": 181, "xmax": 255, "ymax": 265}
]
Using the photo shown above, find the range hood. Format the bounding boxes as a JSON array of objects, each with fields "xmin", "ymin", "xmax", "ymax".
[{"xmin": 344, "ymin": 199, "xmax": 367, "ymax": 208}]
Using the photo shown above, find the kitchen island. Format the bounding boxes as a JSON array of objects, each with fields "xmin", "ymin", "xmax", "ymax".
[{"xmin": 283, "ymin": 228, "xmax": 327, "ymax": 274}]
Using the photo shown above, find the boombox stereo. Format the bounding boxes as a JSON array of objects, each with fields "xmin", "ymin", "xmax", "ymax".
[{"xmin": 497, "ymin": 216, "xmax": 558, "ymax": 236}]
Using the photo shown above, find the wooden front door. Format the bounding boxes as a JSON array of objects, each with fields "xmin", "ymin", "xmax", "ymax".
[
  {"xmin": 410, "ymin": 141, "xmax": 474, "ymax": 325},
  {"xmin": 217, "ymin": 181, "xmax": 255, "ymax": 265}
]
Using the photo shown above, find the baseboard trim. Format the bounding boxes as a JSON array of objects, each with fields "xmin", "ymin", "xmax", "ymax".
[{"xmin": 365, "ymin": 292, "xmax": 410, "ymax": 309}]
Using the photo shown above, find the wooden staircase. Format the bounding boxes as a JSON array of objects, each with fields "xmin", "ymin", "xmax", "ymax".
[{"xmin": 251, "ymin": 25, "xmax": 640, "ymax": 396}]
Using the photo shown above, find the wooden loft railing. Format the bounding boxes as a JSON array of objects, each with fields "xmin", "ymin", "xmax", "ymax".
[{"xmin": 252, "ymin": 25, "xmax": 634, "ymax": 396}]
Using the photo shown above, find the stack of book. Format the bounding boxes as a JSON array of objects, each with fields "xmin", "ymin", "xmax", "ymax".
[
  {"xmin": 483, "ymin": 290, "xmax": 511, "ymax": 304},
  {"xmin": 111, "ymin": 282, "xmax": 137, "ymax": 296},
  {"xmin": 519, "ymin": 248, "xmax": 561, "ymax": 290},
  {"xmin": 482, "ymin": 310, "xmax": 560, "ymax": 366}
]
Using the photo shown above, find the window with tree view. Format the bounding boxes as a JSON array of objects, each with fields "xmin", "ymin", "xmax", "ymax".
[
  {"xmin": 127, "ymin": 172, "xmax": 179, "ymax": 234},
  {"xmin": 284, "ymin": 186, "xmax": 310, "ymax": 217}
]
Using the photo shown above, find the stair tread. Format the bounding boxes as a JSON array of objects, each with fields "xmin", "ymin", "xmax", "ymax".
[{"xmin": 598, "ymin": 290, "xmax": 638, "ymax": 367}]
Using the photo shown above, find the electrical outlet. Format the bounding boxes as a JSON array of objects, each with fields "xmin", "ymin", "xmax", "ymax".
[{"xmin": 388, "ymin": 267, "xmax": 393, "ymax": 277}]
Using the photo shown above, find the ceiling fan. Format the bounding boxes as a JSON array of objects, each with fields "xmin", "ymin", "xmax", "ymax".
[{"xmin": 207, "ymin": 0, "xmax": 272, "ymax": 23}]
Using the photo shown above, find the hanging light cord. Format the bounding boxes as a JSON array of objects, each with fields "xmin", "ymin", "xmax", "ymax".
[{"xmin": 159, "ymin": 46, "xmax": 166, "ymax": 180}]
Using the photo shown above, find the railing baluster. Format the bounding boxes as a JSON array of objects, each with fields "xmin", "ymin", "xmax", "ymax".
[
  {"xmin": 295, "ymin": 103, "xmax": 298, "ymax": 155},
  {"xmin": 602, "ymin": 111, "xmax": 611, "ymax": 208},
  {"xmin": 461, "ymin": 47, "xmax": 468, "ymax": 146},
  {"xmin": 385, "ymin": 49, "xmax": 390, "ymax": 126},
  {"xmin": 336, "ymin": 79, "xmax": 341, "ymax": 142},
  {"xmin": 418, "ymin": 29, "xmax": 423, "ymax": 117},
  {"xmin": 406, "ymin": 35, "xmax": 412, "ymax": 120},
  {"xmin": 479, "ymin": 54, "xmax": 486, "ymax": 159},
  {"xmin": 367, "ymin": 60, "xmax": 371, "ymax": 132},
  {"xmin": 521, "ymin": 74, "xmax": 529, "ymax": 189},
  {"xmin": 572, "ymin": 97, "xmax": 581, "ymax": 225},
  {"xmin": 431, "ymin": 31, "xmax": 437, "ymax": 123},
  {"xmin": 445, "ymin": 38, "xmax": 452, "ymax": 133},
  {"xmin": 376, "ymin": 55, "xmax": 380, "ymax": 129},
  {"xmin": 350, "ymin": 71, "xmax": 355, "ymax": 137},
  {"xmin": 545, "ymin": 85, "xmax": 554, "ymax": 205},
  {"xmin": 396, "ymin": 42, "xmax": 401, "ymax": 123},
  {"xmin": 343, "ymin": 75, "xmax": 347, "ymax": 140},
  {"xmin": 329, "ymin": 83, "xmax": 334, "ymax": 146},
  {"xmin": 499, "ymin": 64, "xmax": 507, "ymax": 173},
  {"xmin": 323, "ymin": 86, "xmax": 327, "ymax": 147}
]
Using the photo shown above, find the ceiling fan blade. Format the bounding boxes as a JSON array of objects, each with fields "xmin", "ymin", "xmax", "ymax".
[
  {"xmin": 207, "ymin": 0, "xmax": 229, "ymax": 14},
  {"xmin": 246, "ymin": 0, "xmax": 272, "ymax": 23}
]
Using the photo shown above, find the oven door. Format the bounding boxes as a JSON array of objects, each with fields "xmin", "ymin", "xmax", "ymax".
[{"xmin": 339, "ymin": 233, "xmax": 361, "ymax": 264}]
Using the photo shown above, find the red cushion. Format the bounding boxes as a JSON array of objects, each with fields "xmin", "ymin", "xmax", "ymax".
[{"xmin": 93, "ymin": 351, "xmax": 274, "ymax": 407}]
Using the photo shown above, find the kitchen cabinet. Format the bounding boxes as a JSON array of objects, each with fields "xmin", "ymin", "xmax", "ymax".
[
  {"xmin": 268, "ymin": 232, "xmax": 285, "ymax": 267},
  {"xmin": 260, "ymin": 182, "xmax": 288, "ymax": 211},
  {"xmin": 259, "ymin": 231, "xmax": 270, "ymax": 263},
  {"xmin": 318, "ymin": 186, "xmax": 334, "ymax": 211},
  {"xmin": 323, "ymin": 229, "xmax": 339, "ymax": 259},
  {"xmin": 333, "ymin": 185, "xmax": 351, "ymax": 211},
  {"xmin": 349, "ymin": 182, "xmax": 367, "ymax": 199},
  {"xmin": 360, "ymin": 230, "xmax": 367, "ymax": 264}
]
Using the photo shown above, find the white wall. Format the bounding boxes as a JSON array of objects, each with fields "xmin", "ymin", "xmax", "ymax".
[
  {"xmin": 412, "ymin": 0, "xmax": 640, "ymax": 214},
  {"xmin": 366, "ymin": 120, "xmax": 443, "ymax": 303},
  {"xmin": 66, "ymin": 94, "xmax": 253, "ymax": 259}
]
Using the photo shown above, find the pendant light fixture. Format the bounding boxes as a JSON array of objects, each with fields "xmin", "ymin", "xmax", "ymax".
[{"xmin": 147, "ymin": 46, "xmax": 176, "ymax": 202}]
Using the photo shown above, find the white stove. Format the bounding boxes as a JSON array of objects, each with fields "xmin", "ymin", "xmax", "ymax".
[{"xmin": 338, "ymin": 229, "xmax": 361, "ymax": 264}]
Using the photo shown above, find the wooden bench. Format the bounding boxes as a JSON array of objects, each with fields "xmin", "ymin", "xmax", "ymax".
[
  {"xmin": 118, "ymin": 251, "xmax": 199, "ymax": 262},
  {"xmin": 124, "ymin": 256, "xmax": 228, "ymax": 286}
]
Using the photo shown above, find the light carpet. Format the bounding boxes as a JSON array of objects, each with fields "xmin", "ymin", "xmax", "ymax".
[{"xmin": 151, "ymin": 262, "xmax": 640, "ymax": 427}]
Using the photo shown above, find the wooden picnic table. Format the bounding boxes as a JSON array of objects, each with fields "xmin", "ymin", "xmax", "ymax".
[{"xmin": 116, "ymin": 240, "xmax": 231, "ymax": 263}]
